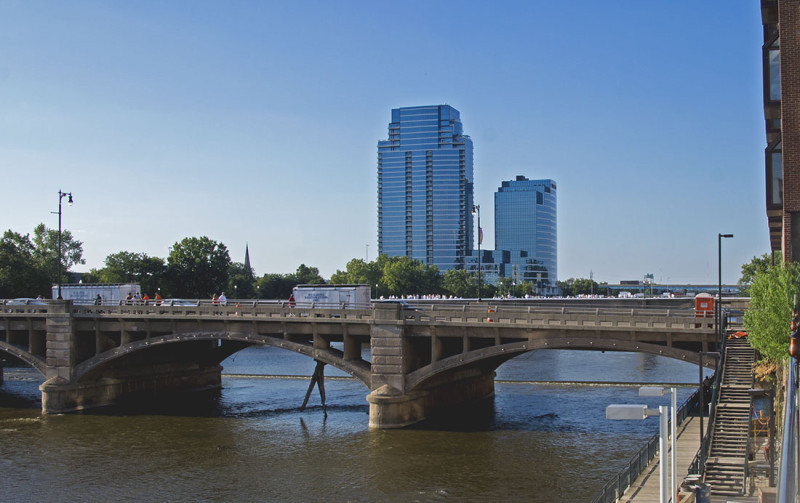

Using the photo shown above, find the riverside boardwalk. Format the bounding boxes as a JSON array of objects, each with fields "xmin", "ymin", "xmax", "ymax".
[{"xmin": 618, "ymin": 415, "xmax": 761, "ymax": 503}]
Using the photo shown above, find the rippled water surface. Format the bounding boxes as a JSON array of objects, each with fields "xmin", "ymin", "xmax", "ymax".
[{"xmin": 1, "ymin": 348, "xmax": 709, "ymax": 502}]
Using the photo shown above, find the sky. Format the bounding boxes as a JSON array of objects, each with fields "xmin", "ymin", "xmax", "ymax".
[{"xmin": 0, "ymin": 1, "xmax": 768, "ymax": 286}]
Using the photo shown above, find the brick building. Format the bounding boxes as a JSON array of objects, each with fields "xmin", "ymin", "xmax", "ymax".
[{"xmin": 762, "ymin": 1, "xmax": 800, "ymax": 260}]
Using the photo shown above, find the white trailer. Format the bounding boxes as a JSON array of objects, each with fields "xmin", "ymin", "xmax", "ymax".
[
  {"xmin": 291, "ymin": 284, "xmax": 371, "ymax": 309},
  {"xmin": 52, "ymin": 283, "xmax": 141, "ymax": 304}
]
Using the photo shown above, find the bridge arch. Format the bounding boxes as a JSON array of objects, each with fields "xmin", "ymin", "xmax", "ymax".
[
  {"xmin": 71, "ymin": 331, "xmax": 372, "ymax": 388},
  {"xmin": 406, "ymin": 337, "xmax": 716, "ymax": 391},
  {"xmin": 0, "ymin": 342, "xmax": 46, "ymax": 376}
]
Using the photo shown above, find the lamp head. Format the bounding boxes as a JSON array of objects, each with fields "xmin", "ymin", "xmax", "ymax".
[
  {"xmin": 67, "ymin": 193, "xmax": 73, "ymax": 206},
  {"xmin": 720, "ymin": 233, "xmax": 733, "ymax": 239}
]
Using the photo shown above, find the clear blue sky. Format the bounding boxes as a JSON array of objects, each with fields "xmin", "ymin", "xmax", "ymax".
[{"xmin": 0, "ymin": 1, "xmax": 767, "ymax": 285}]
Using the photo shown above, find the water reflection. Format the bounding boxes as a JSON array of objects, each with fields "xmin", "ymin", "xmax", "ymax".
[{"xmin": 0, "ymin": 347, "xmax": 711, "ymax": 502}]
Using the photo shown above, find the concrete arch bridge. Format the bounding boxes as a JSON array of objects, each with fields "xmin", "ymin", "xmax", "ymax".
[{"xmin": 0, "ymin": 300, "xmax": 718, "ymax": 428}]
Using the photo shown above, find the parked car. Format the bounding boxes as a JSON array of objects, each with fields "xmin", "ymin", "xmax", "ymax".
[
  {"xmin": 161, "ymin": 299, "xmax": 199, "ymax": 306},
  {"xmin": 5, "ymin": 298, "xmax": 47, "ymax": 305},
  {"xmin": 375, "ymin": 299, "xmax": 420, "ymax": 309},
  {"xmin": 4, "ymin": 298, "xmax": 47, "ymax": 313}
]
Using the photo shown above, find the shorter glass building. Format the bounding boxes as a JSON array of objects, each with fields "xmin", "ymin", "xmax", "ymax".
[{"xmin": 494, "ymin": 176, "xmax": 557, "ymax": 285}]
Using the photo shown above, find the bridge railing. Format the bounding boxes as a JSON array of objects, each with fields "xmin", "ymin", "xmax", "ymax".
[
  {"xmin": 1, "ymin": 299, "xmax": 717, "ymax": 330},
  {"xmin": 65, "ymin": 299, "xmax": 376, "ymax": 320},
  {"xmin": 401, "ymin": 303, "xmax": 714, "ymax": 330}
]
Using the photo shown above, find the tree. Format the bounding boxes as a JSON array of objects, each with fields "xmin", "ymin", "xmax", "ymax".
[
  {"xmin": 294, "ymin": 264, "xmax": 325, "ymax": 285},
  {"xmin": 0, "ymin": 230, "xmax": 50, "ymax": 298},
  {"xmin": 381, "ymin": 256, "xmax": 434, "ymax": 297},
  {"xmin": 255, "ymin": 273, "xmax": 296, "ymax": 299},
  {"xmin": 442, "ymin": 268, "xmax": 474, "ymax": 298},
  {"xmin": 739, "ymin": 252, "xmax": 781, "ymax": 297},
  {"xmin": 227, "ymin": 262, "xmax": 256, "ymax": 299},
  {"xmin": 557, "ymin": 278, "xmax": 599, "ymax": 297},
  {"xmin": 31, "ymin": 223, "xmax": 84, "ymax": 286},
  {"xmin": 166, "ymin": 236, "xmax": 231, "ymax": 298},
  {"xmin": 88, "ymin": 251, "xmax": 166, "ymax": 296},
  {"xmin": 330, "ymin": 258, "xmax": 382, "ymax": 287},
  {"xmin": 743, "ymin": 260, "xmax": 800, "ymax": 366}
]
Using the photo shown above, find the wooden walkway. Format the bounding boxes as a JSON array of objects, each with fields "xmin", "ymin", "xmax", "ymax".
[{"xmin": 618, "ymin": 415, "xmax": 759, "ymax": 503}]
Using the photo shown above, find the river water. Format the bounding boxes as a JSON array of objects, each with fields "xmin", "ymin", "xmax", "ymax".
[{"xmin": 1, "ymin": 347, "xmax": 709, "ymax": 502}]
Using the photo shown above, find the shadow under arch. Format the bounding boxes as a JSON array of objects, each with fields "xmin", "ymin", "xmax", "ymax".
[
  {"xmin": 406, "ymin": 336, "xmax": 716, "ymax": 391},
  {"xmin": 71, "ymin": 331, "xmax": 372, "ymax": 388},
  {"xmin": 0, "ymin": 341, "xmax": 46, "ymax": 376}
]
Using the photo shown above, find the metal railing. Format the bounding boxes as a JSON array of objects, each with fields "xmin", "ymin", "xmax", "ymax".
[
  {"xmin": 589, "ymin": 390, "xmax": 702, "ymax": 503},
  {"xmin": 687, "ymin": 312, "xmax": 729, "ymax": 477}
]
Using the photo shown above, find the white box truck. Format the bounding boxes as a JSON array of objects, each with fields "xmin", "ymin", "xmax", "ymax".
[
  {"xmin": 53, "ymin": 283, "xmax": 141, "ymax": 304},
  {"xmin": 292, "ymin": 284, "xmax": 371, "ymax": 309}
]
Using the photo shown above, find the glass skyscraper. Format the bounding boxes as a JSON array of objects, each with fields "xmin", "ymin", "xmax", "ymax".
[
  {"xmin": 495, "ymin": 176, "xmax": 557, "ymax": 284},
  {"xmin": 377, "ymin": 105, "xmax": 474, "ymax": 271}
]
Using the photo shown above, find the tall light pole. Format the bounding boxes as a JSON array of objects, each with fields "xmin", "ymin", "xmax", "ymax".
[
  {"xmin": 472, "ymin": 204, "xmax": 481, "ymax": 302},
  {"xmin": 640, "ymin": 386, "xmax": 678, "ymax": 502},
  {"xmin": 53, "ymin": 190, "xmax": 73, "ymax": 300},
  {"xmin": 717, "ymin": 233, "xmax": 733, "ymax": 338},
  {"xmin": 607, "ymin": 403, "xmax": 670, "ymax": 503}
]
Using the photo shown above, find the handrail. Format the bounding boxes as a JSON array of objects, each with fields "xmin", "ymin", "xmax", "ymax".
[
  {"xmin": 589, "ymin": 390, "xmax": 701, "ymax": 503},
  {"xmin": 700, "ymin": 311, "xmax": 730, "ymax": 473},
  {"xmin": 0, "ymin": 298, "xmax": 711, "ymax": 318},
  {"xmin": 777, "ymin": 355, "xmax": 798, "ymax": 502}
]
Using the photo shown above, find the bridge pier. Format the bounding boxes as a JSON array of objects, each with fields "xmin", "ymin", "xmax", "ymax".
[
  {"xmin": 367, "ymin": 368, "xmax": 495, "ymax": 429},
  {"xmin": 368, "ymin": 303, "xmax": 495, "ymax": 428}
]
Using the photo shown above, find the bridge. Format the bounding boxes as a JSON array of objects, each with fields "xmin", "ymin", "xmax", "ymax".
[{"xmin": 0, "ymin": 299, "xmax": 719, "ymax": 428}]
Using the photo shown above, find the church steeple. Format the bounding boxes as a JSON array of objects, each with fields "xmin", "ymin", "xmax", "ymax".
[{"xmin": 244, "ymin": 243, "xmax": 252, "ymax": 277}]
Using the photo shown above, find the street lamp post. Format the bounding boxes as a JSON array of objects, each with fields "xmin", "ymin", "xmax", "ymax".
[
  {"xmin": 472, "ymin": 204, "xmax": 481, "ymax": 302},
  {"xmin": 717, "ymin": 233, "xmax": 734, "ymax": 339},
  {"xmin": 53, "ymin": 190, "xmax": 73, "ymax": 300},
  {"xmin": 607, "ymin": 403, "xmax": 671, "ymax": 503},
  {"xmin": 641, "ymin": 386, "xmax": 678, "ymax": 502}
]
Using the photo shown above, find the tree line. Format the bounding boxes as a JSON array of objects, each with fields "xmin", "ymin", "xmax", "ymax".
[{"xmin": 0, "ymin": 224, "xmax": 554, "ymax": 300}]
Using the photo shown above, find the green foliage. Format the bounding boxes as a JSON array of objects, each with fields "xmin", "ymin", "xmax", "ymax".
[
  {"xmin": 0, "ymin": 230, "xmax": 50, "ymax": 297},
  {"xmin": 166, "ymin": 236, "xmax": 231, "ymax": 298},
  {"xmin": 294, "ymin": 264, "xmax": 325, "ymax": 285},
  {"xmin": 31, "ymin": 223, "xmax": 85, "ymax": 279},
  {"xmin": 739, "ymin": 252, "xmax": 781, "ymax": 297},
  {"xmin": 557, "ymin": 277, "xmax": 600, "ymax": 297},
  {"xmin": 0, "ymin": 225, "xmax": 84, "ymax": 298},
  {"xmin": 227, "ymin": 262, "xmax": 256, "ymax": 299},
  {"xmin": 89, "ymin": 251, "xmax": 166, "ymax": 296},
  {"xmin": 380, "ymin": 255, "xmax": 441, "ymax": 297},
  {"xmin": 743, "ymin": 260, "xmax": 800, "ymax": 365},
  {"xmin": 442, "ymin": 268, "xmax": 474, "ymax": 298},
  {"xmin": 330, "ymin": 258, "xmax": 382, "ymax": 287},
  {"xmin": 254, "ymin": 273, "xmax": 292, "ymax": 299}
]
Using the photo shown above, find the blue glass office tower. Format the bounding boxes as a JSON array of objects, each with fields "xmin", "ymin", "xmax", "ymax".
[
  {"xmin": 377, "ymin": 105, "xmax": 474, "ymax": 271},
  {"xmin": 495, "ymin": 176, "xmax": 557, "ymax": 284}
]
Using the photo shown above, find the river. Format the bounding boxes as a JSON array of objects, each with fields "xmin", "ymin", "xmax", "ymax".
[{"xmin": 1, "ymin": 347, "xmax": 709, "ymax": 502}]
